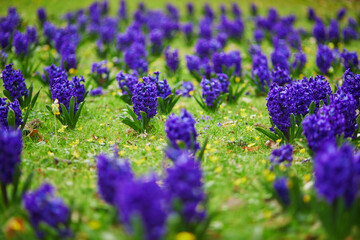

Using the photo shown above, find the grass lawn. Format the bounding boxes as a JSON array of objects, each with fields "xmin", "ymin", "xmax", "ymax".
[{"xmin": 1, "ymin": 0, "xmax": 360, "ymax": 239}]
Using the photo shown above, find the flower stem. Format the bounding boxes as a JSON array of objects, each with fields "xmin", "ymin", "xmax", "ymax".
[{"xmin": 1, "ymin": 182, "xmax": 8, "ymax": 207}]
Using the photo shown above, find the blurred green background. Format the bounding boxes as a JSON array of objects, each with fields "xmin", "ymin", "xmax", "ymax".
[{"xmin": 1, "ymin": 0, "xmax": 359, "ymax": 24}]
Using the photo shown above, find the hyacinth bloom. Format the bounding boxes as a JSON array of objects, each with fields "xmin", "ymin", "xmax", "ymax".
[
  {"xmin": 342, "ymin": 69, "xmax": 360, "ymax": 102},
  {"xmin": 0, "ymin": 127, "xmax": 22, "ymax": 185},
  {"xmin": 254, "ymin": 28, "xmax": 264, "ymax": 43},
  {"xmin": 116, "ymin": 71, "xmax": 138, "ymax": 96},
  {"xmin": 37, "ymin": 8, "xmax": 47, "ymax": 23},
  {"xmin": 251, "ymin": 51, "xmax": 271, "ymax": 91},
  {"xmin": 316, "ymin": 45, "xmax": 334, "ymax": 74},
  {"xmin": 176, "ymin": 81, "xmax": 194, "ymax": 97},
  {"xmin": 313, "ymin": 18, "xmax": 326, "ymax": 43},
  {"xmin": 217, "ymin": 73, "xmax": 229, "ymax": 93},
  {"xmin": 199, "ymin": 18, "xmax": 212, "ymax": 39},
  {"xmin": 271, "ymin": 66, "xmax": 292, "ymax": 86},
  {"xmin": 302, "ymin": 105, "xmax": 342, "ymax": 152},
  {"xmin": 43, "ymin": 21, "xmax": 56, "ymax": 43},
  {"xmin": 165, "ymin": 109, "xmax": 200, "ymax": 152},
  {"xmin": 182, "ymin": 22, "xmax": 193, "ymax": 42},
  {"xmin": 273, "ymin": 177, "xmax": 290, "ymax": 206},
  {"xmin": 144, "ymin": 72, "xmax": 172, "ymax": 100},
  {"xmin": 49, "ymin": 66, "xmax": 86, "ymax": 113},
  {"xmin": 91, "ymin": 61, "xmax": 109, "ymax": 84},
  {"xmin": 0, "ymin": 98, "xmax": 22, "ymax": 128},
  {"xmin": 328, "ymin": 19, "xmax": 340, "ymax": 44},
  {"xmin": 341, "ymin": 49, "xmax": 359, "ymax": 71},
  {"xmin": 150, "ymin": 29, "xmax": 164, "ymax": 55},
  {"xmin": 165, "ymin": 152, "xmax": 206, "ymax": 224},
  {"xmin": 292, "ymin": 51, "xmax": 307, "ymax": 73},
  {"xmin": 331, "ymin": 88, "xmax": 357, "ymax": 138},
  {"xmin": 314, "ymin": 143, "xmax": 359, "ymax": 206},
  {"xmin": 23, "ymin": 183, "xmax": 72, "ymax": 239},
  {"xmin": 131, "ymin": 80, "xmax": 158, "ymax": 120},
  {"xmin": 212, "ymin": 51, "xmax": 242, "ymax": 76},
  {"xmin": 96, "ymin": 151, "xmax": 133, "ymax": 205},
  {"xmin": 186, "ymin": 55, "xmax": 200, "ymax": 73},
  {"xmin": 1, "ymin": 64, "xmax": 28, "ymax": 100},
  {"xmin": 13, "ymin": 31, "xmax": 29, "ymax": 56},
  {"xmin": 164, "ymin": 47, "xmax": 179, "ymax": 73},
  {"xmin": 269, "ymin": 144, "xmax": 293, "ymax": 167},
  {"xmin": 200, "ymin": 78, "xmax": 222, "ymax": 107},
  {"xmin": 343, "ymin": 26, "xmax": 358, "ymax": 43},
  {"xmin": 114, "ymin": 176, "xmax": 167, "ymax": 240},
  {"xmin": 43, "ymin": 64, "xmax": 68, "ymax": 85},
  {"xmin": 118, "ymin": 0, "xmax": 127, "ymax": 20},
  {"xmin": 267, "ymin": 76, "xmax": 331, "ymax": 133},
  {"xmin": 336, "ymin": 7, "xmax": 346, "ymax": 21},
  {"xmin": 90, "ymin": 87, "xmax": 103, "ymax": 96},
  {"xmin": 124, "ymin": 43, "xmax": 148, "ymax": 73}
]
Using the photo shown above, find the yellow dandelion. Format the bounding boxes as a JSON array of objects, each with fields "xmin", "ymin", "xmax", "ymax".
[
  {"xmin": 58, "ymin": 125, "xmax": 68, "ymax": 133},
  {"xmin": 303, "ymin": 194, "xmax": 311, "ymax": 203},
  {"xmin": 51, "ymin": 99, "xmax": 60, "ymax": 115},
  {"xmin": 176, "ymin": 232, "xmax": 196, "ymax": 240}
]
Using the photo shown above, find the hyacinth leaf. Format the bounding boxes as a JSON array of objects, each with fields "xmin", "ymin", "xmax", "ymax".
[
  {"xmin": 126, "ymin": 105, "xmax": 138, "ymax": 121},
  {"xmin": 24, "ymin": 83, "xmax": 34, "ymax": 108},
  {"xmin": 168, "ymin": 94, "xmax": 181, "ymax": 113},
  {"xmin": 289, "ymin": 114, "xmax": 296, "ymax": 141},
  {"xmin": 2, "ymin": 89, "xmax": 13, "ymax": 102},
  {"xmin": 295, "ymin": 124, "xmax": 304, "ymax": 139},
  {"xmin": 308, "ymin": 101, "xmax": 316, "ymax": 115},
  {"xmin": 315, "ymin": 198, "xmax": 356, "ymax": 240},
  {"xmin": 74, "ymin": 101, "xmax": 85, "ymax": 125},
  {"xmin": 326, "ymin": 94, "xmax": 331, "ymax": 105},
  {"xmin": 130, "ymin": 214, "xmax": 145, "ymax": 240},
  {"xmin": 10, "ymin": 165, "xmax": 20, "ymax": 203},
  {"xmin": 68, "ymin": 97, "xmax": 76, "ymax": 122},
  {"xmin": 122, "ymin": 117, "xmax": 141, "ymax": 132},
  {"xmin": 21, "ymin": 105, "xmax": 32, "ymax": 131},
  {"xmin": 7, "ymin": 108, "xmax": 16, "ymax": 128},
  {"xmin": 273, "ymin": 127, "xmax": 288, "ymax": 143},
  {"xmin": 255, "ymin": 127, "xmax": 279, "ymax": 142},
  {"xmin": 120, "ymin": 95, "xmax": 133, "ymax": 105},
  {"xmin": 140, "ymin": 111, "xmax": 149, "ymax": 131},
  {"xmin": 197, "ymin": 137, "xmax": 209, "ymax": 162},
  {"xmin": 195, "ymin": 210, "xmax": 217, "ymax": 239},
  {"xmin": 31, "ymin": 87, "xmax": 41, "ymax": 109},
  {"xmin": 190, "ymin": 71, "xmax": 202, "ymax": 82},
  {"xmin": 60, "ymin": 103, "xmax": 72, "ymax": 127},
  {"xmin": 194, "ymin": 95, "xmax": 206, "ymax": 110}
]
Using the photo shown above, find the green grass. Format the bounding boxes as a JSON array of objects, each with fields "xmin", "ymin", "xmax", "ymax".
[{"xmin": 1, "ymin": 0, "xmax": 360, "ymax": 239}]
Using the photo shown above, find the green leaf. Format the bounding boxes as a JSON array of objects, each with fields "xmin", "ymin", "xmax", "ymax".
[
  {"xmin": 122, "ymin": 118, "xmax": 140, "ymax": 132},
  {"xmin": 308, "ymin": 101, "xmax": 315, "ymax": 114},
  {"xmin": 74, "ymin": 101, "xmax": 86, "ymax": 126},
  {"xmin": 60, "ymin": 103, "xmax": 72, "ymax": 127},
  {"xmin": 3, "ymin": 90, "xmax": 13, "ymax": 102},
  {"xmin": 11, "ymin": 165, "xmax": 21, "ymax": 202},
  {"xmin": 31, "ymin": 87, "xmax": 42, "ymax": 109},
  {"xmin": 197, "ymin": 137, "xmax": 209, "ymax": 162},
  {"xmin": 68, "ymin": 96, "xmax": 76, "ymax": 121},
  {"xmin": 21, "ymin": 105, "xmax": 32, "ymax": 130},
  {"xmin": 20, "ymin": 172, "xmax": 34, "ymax": 197},
  {"xmin": 290, "ymin": 114, "xmax": 296, "ymax": 141},
  {"xmin": 273, "ymin": 127, "xmax": 288, "ymax": 143},
  {"xmin": 126, "ymin": 105, "xmax": 138, "ymax": 121},
  {"xmin": 7, "ymin": 108, "xmax": 16, "ymax": 127},
  {"xmin": 255, "ymin": 127, "xmax": 279, "ymax": 142},
  {"xmin": 25, "ymin": 83, "xmax": 34, "ymax": 108}
]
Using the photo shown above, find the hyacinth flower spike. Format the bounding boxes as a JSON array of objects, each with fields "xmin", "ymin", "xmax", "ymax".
[
  {"xmin": 0, "ymin": 128, "xmax": 34, "ymax": 210},
  {"xmin": 2, "ymin": 64, "xmax": 41, "ymax": 108},
  {"xmin": 1, "ymin": 64, "xmax": 41, "ymax": 132}
]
